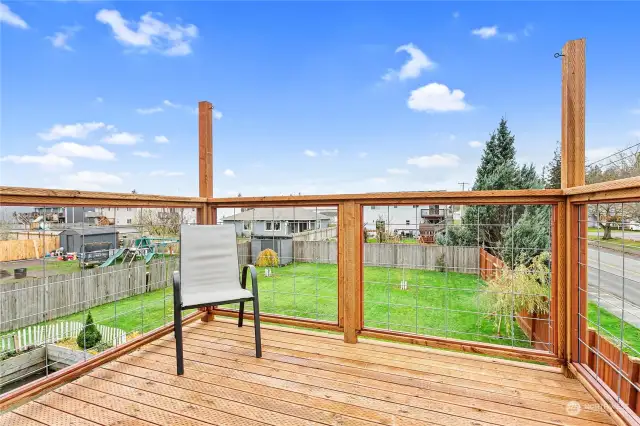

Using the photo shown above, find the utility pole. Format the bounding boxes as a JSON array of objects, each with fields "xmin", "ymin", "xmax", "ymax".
[{"xmin": 458, "ymin": 182, "xmax": 470, "ymax": 217}]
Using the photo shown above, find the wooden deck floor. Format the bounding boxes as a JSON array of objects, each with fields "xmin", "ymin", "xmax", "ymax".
[{"xmin": 1, "ymin": 319, "xmax": 614, "ymax": 426}]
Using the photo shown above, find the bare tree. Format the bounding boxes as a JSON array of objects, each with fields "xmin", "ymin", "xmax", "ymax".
[
  {"xmin": 586, "ymin": 145, "xmax": 640, "ymax": 239},
  {"xmin": 136, "ymin": 208, "xmax": 183, "ymax": 237}
]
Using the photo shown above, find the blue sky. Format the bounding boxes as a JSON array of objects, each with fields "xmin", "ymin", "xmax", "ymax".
[{"xmin": 1, "ymin": 1, "xmax": 639, "ymax": 197}]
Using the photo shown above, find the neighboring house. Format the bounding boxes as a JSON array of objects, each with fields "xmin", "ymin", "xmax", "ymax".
[
  {"xmin": 29, "ymin": 207, "xmax": 86, "ymax": 224},
  {"xmin": 94, "ymin": 207, "xmax": 139, "ymax": 226},
  {"xmin": 222, "ymin": 208, "xmax": 331, "ymax": 237},
  {"xmin": 363, "ymin": 205, "xmax": 453, "ymax": 240}
]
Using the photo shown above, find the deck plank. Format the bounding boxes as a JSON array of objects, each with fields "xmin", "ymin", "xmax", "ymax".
[
  {"xmin": 0, "ymin": 320, "xmax": 614, "ymax": 426},
  {"xmin": 146, "ymin": 337, "xmax": 612, "ymax": 425}
]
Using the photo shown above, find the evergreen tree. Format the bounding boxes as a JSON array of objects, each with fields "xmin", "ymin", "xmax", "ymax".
[
  {"xmin": 543, "ymin": 143, "xmax": 562, "ymax": 189},
  {"xmin": 439, "ymin": 118, "xmax": 545, "ymax": 261},
  {"xmin": 77, "ymin": 311, "xmax": 102, "ymax": 350}
]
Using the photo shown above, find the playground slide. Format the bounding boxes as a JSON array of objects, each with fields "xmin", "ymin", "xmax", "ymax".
[
  {"xmin": 100, "ymin": 248, "xmax": 126, "ymax": 267},
  {"xmin": 144, "ymin": 252, "xmax": 155, "ymax": 264}
]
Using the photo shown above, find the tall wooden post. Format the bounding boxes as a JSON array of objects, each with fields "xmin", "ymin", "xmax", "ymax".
[
  {"xmin": 198, "ymin": 101, "xmax": 216, "ymax": 321},
  {"xmin": 340, "ymin": 201, "xmax": 362, "ymax": 343},
  {"xmin": 560, "ymin": 39, "xmax": 586, "ymax": 371}
]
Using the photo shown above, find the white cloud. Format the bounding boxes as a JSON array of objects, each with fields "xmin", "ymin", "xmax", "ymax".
[
  {"xmin": 136, "ymin": 106, "xmax": 163, "ymax": 115},
  {"xmin": 1, "ymin": 154, "xmax": 72, "ymax": 168},
  {"xmin": 407, "ymin": 153, "xmax": 460, "ymax": 168},
  {"xmin": 62, "ymin": 171, "xmax": 123, "ymax": 191},
  {"xmin": 387, "ymin": 168, "xmax": 409, "ymax": 175},
  {"xmin": 358, "ymin": 152, "xmax": 368, "ymax": 158},
  {"xmin": 321, "ymin": 149, "xmax": 339, "ymax": 157},
  {"xmin": 304, "ymin": 150, "xmax": 318, "ymax": 157},
  {"xmin": 213, "ymin": 111, "xmax": 223, "ymax": 120},
  {"xmin": 471, "ymin": 26, "xmax": 498, "ymax": 39},
  {"xmin": 472, "ymin": 25, "xmax": 517, "ymax": 42},
  {"xmin": 468, "ymin": 140, "xmax": 484, "ymax": 148},
  {"xmin": 95, "ymin": 97, "xmax": 104, "ymax": 103},
  {"xmin": 223, "ymin": 169, "xmax": 235, "ymax": 177},
  {"xmin": 523, "ymin": 24, "xmax": 534, "ymax": 37},
  {"xmin": 102, "ymin": 132, "xmax": 142, "ymax": 145},
  {"xmin": 46, "ymin": 25, "xmax": 81, "ymax": 51},
  {"xmin": 0, "ymin": 3, "xmax": 29, "ymax": 29},
  {"xmin": 408, "ymin": 83, "xmax": 470, "ymax": 112},
  {"xmin": 38, "ymin": 122, "xmax": 110, "ymax": 141},
  {"xmin": 38, "ymin": 142, "xmax": 115, "ymax": 160},
  {"xmin": 133, "ymin": 151, "xmax": 158, "ymax": 158},
  {"xmin": 163, "ymin": 100, "xmax": 177, "ymax": 107},
  {"xmin": 631, "ymin": 109, "xmax": 640, "ymax": 115},
  {"xmin": 96, "ymin": 9, "xmax": 198, "ymax": 56},
  {"xmin": 586, "ymin": 147, "xmax": 618, "ymax": 163},
  {"xmin": 382, "ymin": 43, "xmax": 435, "ymax": 81},
  {"xmin": 149, "ymin": 170, "xmax": 185, "ymax": 177},
  {"xmin": 154, "ymin": 135, "xmax": 169, "ymax": 144},
  {"xmin": 453, "ymin": 11, "xmax": 460, "ymax": 19},
  {"xmin": 631, "ymin": 131, "xmax": 640, "ymax": 139}
]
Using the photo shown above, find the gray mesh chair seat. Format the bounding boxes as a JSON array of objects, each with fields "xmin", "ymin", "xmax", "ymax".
[{"xmin": 173, "ymin": 224, "xmax": 262, "ymax": 375}]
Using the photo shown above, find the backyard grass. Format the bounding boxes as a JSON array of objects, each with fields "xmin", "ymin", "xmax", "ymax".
[
  {"xmin": 366, "ymin": 238, "xmax": 418, "ymax": 244},
  {"xmin": 588, "ymin": 301, "xmax": 640, "ymax": 355},
  {"xmin": 5, "ymin": 263, "xmax": 543, "ymax": 351},
  {"xmin": 26, "ymin": 260, "xmax": 82, "ymax": 274}
]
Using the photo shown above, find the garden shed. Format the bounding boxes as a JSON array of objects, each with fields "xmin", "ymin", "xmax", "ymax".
[
  {"xmin": 250, "ymin": 235, "xmax": 293, "ymax": 266},
  {"xmin": 58, "ymin": 227, "xmax": 118, "ymax": 254}
]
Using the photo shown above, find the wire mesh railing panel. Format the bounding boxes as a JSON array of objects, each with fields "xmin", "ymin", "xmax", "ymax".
[
  {"xmin": 362, "ymin": 203, "xmax": 554, "ymax": 351},
  {"xmin": 0, "ymin": 205, "xmax": 186, "ymax": 395},
  {"xmin": 218, "ymin": 205, "xmax": 339, "ymax": 323},
  {"xmin": 577, "ymin": 201, "xmax": 640, "ymax": 414}
]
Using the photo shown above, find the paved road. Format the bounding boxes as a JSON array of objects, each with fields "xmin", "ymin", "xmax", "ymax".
[{"xmin": 587, "ymin": 247, "xmax": 640, "ymax": 327}]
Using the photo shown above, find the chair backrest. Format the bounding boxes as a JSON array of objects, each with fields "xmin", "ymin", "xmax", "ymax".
[{"xmin": 180, "ymin": 225, "xmax": 241, "ymax": 301}]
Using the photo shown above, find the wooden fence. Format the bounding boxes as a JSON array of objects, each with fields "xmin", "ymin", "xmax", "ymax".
[
  {"xmin": 0, "ymin": 321, "xmax": 127, "ymax": 352},
  {"xmin": 479, "ymin": 248, "xmax": 552, "ymax": 351},
  {"xmin": 292, "ymin": 241, "xmax": 479, "ymax": 272},
  {"xmin": 0, "ymin": 236, "xmax": 59, "ymax": 262},
  {"xmin": 0, "ymin": 258, "xmax": 178, "ymax": 332},
  {"xmin": 585, "ymin": 328, "xmax": 640, "ymax": 414},
  {"xmin": 292, "ymin": 227, "xmax": 337, "ymax": 241}
]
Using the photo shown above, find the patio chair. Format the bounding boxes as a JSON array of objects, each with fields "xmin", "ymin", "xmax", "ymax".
[{"xmin": 173, "ymin": 224, "xmax": 261, "ymax": 375}]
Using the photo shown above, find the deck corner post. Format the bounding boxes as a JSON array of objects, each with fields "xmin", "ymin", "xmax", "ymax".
[{"xmin": 560, "ymin": 38, "xmax": 586, "ymax": 374}]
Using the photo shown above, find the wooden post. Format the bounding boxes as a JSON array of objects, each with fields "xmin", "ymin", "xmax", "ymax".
[
  {"xmin": 198, "ymin": 101, "xmax": 215, "ymax": 322},
  {"xmin": 561, "ymin": 38, "xmax": 586, "ymax": 371},
  {"xmin": 340, "ymin": 201, "xmax": 362, "ymax": 343}
]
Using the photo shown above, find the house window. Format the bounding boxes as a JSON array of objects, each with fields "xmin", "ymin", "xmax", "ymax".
[
  {"xmin": 266, "ymin": 221, "xmax": 272, "ymax": 231},
  {"xmin": 406, "ymin": 220, "xmax": 410, "ymax": 225},
  {"xmin": 127, "ymin": 219, "xmax": 132, "ymax": 224},
  {"xmin": 126, "ymin": 208, "xmax": 132, "ymax": 212},
  {"xmin": 371, "ymin": 206, "xmax": 376, "ymax": 210},
  {"xmin": 274, "ymin": 222, "xmax": 281, "ymax": 231},
  {"xmin": 243, "ymin": 221, "xmax": 252, "ymax": 231}
]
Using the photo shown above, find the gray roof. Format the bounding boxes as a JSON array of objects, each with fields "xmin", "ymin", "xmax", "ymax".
[
  {"xmin": 60, "ymin": 226, "xmax": 118, "ymax": 236},
  {"xmin": 223, "ymin": 208, "xmax": 331, "ymax": 222}
]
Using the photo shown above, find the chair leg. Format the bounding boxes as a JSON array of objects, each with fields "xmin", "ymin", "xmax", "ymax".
[
  {"xmin": 174, "ymin": 307, "xmax": 184, "ymax": 375},
  {"xmin": 238, "ymin": 301, "xmax": 244, "ymax": 327},
  {"xmin": 253, "ymin": 299, "xmax": 262, "ymax": 358}
]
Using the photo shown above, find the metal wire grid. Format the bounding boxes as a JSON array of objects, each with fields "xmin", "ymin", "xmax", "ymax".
[
  {"xmin": 577, "ymin": 202, "xmax": 640, "ymax": 404},
  {"xmin": 0, "ymin": 207, "xmax": 179, "ymax": 394},
  {"xmin": 221, "ymin": 206, "xmax": 339, "ymax": 323},
  {"xmin": 362, "ymin": 204, "xmax": 554, "ymax": 350}
]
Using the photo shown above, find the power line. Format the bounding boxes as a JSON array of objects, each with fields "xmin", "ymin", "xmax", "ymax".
[{"xmin": 458, "ymin": 182, "xmax": 470, "ymax": 191}]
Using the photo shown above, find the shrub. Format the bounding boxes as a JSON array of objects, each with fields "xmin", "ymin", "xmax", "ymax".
[
  {"xmin": 76, "ymin": 311, "xmax": 102, "ymax": 350},
  {"xmin": 435, "ymin": 253, "xmax": 447, "ymax": 272},
  {"xmin": 480, "ymin": 252, "xmax": 550, "ymax": 336},
  {"xmin": 256, "ymin": 249, "xmax": 279, "ymax": 267}
]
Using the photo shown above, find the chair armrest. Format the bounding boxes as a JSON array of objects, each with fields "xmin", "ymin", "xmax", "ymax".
[
  {"xmin": 241, "ymin": 265, "xmax": 258, "ymax": 296},
  {"xmin": 173, "ymin": 271, "xmax": 181, "ymax": 306}
]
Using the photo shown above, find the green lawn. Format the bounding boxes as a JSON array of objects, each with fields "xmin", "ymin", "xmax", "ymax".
[
  {"xmin": 26, "ymin": 260, "xmax": 82, "ymax": 274},
  {"xmin": 588, "ymin": 302, "xmax": 640, "ymax": 356},
  {"xmin": 4, "ymin": 263, "xmax": 537, "ymax": 350},
  {"xmin": 587, "ymin": 236, "xmax": 640, "ymax": 249},
  {"xmin": 366, "ymin": 238, "xmax": 418, "ymax": 244}
]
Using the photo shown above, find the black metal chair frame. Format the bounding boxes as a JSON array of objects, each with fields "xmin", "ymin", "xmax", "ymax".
[{"xmin": 173, "ymin": 264, "xmax": 262, "ymax": 375}]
